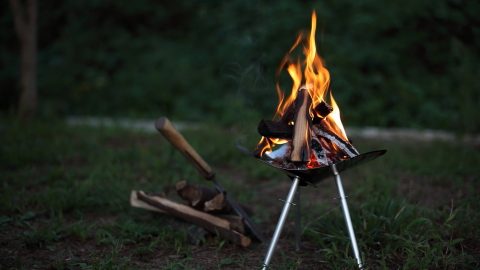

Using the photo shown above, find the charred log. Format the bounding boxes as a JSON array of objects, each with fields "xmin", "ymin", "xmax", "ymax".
[
  {"xmin": 257, "ymin": 120, "xmax": 293, "ymax": 139},
  {"xmin": 312, "ymin": 124, "xmax": 359, "ymax": 158},
  {"xmin": 312, "ymin": 101, "xmax": 333, "ymax": 124}
]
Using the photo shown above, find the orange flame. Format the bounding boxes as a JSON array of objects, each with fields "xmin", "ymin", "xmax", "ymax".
[
  {"xmin": 326, "ymin": 93, "xmax": 348, "ymax": 141},
  {"xmin": 256, "ymin": 10, "xmax": 349, "ymax": 157},
  {"xmin": 276, "ymin": 11, "xmax": 347, "ymax": 138}
]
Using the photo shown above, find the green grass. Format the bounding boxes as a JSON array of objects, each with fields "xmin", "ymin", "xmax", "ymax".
[{"xmin": 0, "ymin": 118, "xmax": 479, "ymax": 269}]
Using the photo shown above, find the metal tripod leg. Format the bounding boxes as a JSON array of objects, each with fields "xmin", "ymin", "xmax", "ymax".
[
  {"xmin": 294, "ymin": 187, "xmax": 301, "ymax": 252},
  {"xmin": 331, "ymin": 164, "xmax": 363, "ymax": 269},
  {"xmin": 262, "ymin": 176, "xmax": 300, "ymax": 270}
]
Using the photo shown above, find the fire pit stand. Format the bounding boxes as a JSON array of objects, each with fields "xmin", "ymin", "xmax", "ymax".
[
  {"xmin": 262, "ymin": 175, "xmax": 301, "ymax": 269},
  {"xmin": 260, "ymin": 150, "xmax": 386, "ymax": 269}
]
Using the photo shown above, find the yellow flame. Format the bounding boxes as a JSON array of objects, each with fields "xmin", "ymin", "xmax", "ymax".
[
  {"xmin": 257, "ymin": 10, "xmax": 350, "ymax": 156},
  {"xmin": 273, "ymin": 11, "xmax": 331, "ymax": 117},
  {"xmin": 327, "ymin": 93, "xmax": 348, "ymax": 141}
]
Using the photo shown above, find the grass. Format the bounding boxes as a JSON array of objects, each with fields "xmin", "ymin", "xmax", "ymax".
[{"xmin": 0, "ymin": 118, "xmax": 479, "ymax": 269}]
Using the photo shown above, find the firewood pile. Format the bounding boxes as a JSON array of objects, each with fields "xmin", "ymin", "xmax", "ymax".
[
  {"xmin": 255, "ymin": 86, "xmax": 359, "ymax": 170},
  {"xmin": 130, "ymin": 180, "xmax": 253, "ymax": 247}
]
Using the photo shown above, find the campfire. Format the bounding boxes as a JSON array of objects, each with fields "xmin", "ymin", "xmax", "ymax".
[
  {"xmin": 130, "ymin": 10, "xmax": 385, "ymax": 269},
  {"xmin": 255, "ymin": 11, "xmax": 359, "ymax": 170},
  {"xmin": 257, "ymin": 11, "xmax": 386, "ymax": 270}
]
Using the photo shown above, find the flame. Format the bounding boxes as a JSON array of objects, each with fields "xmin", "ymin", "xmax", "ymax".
[
  {"xmin": 256, "ymin": 137, "xmax": 287, "ymax": 157},
  {"xmin": 276, "ymin": 11, "xmax": 347, "ymax": 138},
  {"xmin": 256, "ymin": 10, "xmax": 350, "ymax": 159},
  {"xmin": 326, "ymin": 93, "xmax": 348, "ymax": 141}
]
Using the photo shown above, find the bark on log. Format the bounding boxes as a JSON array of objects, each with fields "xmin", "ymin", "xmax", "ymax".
[
  {"xmin": 291, "ymin": 86, "xmax": 312, "ymax": 162},
  {"xmin": 133, "ymin": 190, "xmax": 251, "ymax": 247},
  {"xmin": 176, "ymin": 180, "xmax": 218, "ymax": 209}
]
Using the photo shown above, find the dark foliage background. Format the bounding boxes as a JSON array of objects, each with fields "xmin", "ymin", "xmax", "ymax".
[{"xmin": 1, "ymin": 0, "xmax": 479, "ymax": 132}]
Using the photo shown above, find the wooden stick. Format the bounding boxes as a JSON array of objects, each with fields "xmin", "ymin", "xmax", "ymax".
[
  {"xmin": 291, "ymin": 86, "xmax": 312, "ymax": 162},
  {"xmin": 134, "ymin": 190, "xmax": 251, "ymax": 247}
]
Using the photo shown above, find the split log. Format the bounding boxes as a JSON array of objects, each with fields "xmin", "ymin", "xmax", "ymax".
[
  {"xmin": 312, "ymin": 124, "xmax": 359, "ymax": 158},
  {"xmin": 176, "ymin": 180, "xmax": 218, "ymax": 209},
  {"xmin": 312, "ymin": 101, "xmax": 333, "ymax": 124},
  {"xmin": 257, "ymin": 102, "xmax": 333, "ymax": 140},
  {"xmin": 218, "ymin": 215, "xmax": 245, "ymax": 234},
  {"xmin": 257, "ymin": 120, "xmax": 292, "ymax": 139},
  {"xmin": 291, "ymin": 86, "xmax": 312, "ymax": 162},
  {"xmin": 259, "ymin": 100, "xmax": 333, "ymax": 138},
  {"xmin": 130, "ymin": 190, "xmax": 165, "ymax": 213},
  {"xmin": 203, "ymin": 191, "xmax": 254, "ymax": 216},
  {"xmin": 132, "ymin": 190, "xmax": 251, "ymax": 247},
  {"xmin": 204, "ymin": 192, "xmax": 230, "ymax": 213}
]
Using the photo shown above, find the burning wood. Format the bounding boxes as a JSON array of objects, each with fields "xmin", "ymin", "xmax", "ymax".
[
  {"xmin": 291, "ymin": 86, "xmax": 312, "ymax": 163},
  {"xmin": 257, "ymin": 120, "xmax": 292, "ymax": 139},
  {"xmin": 254, "ymin": 11, "xmax": 359, "ymax": 169}
]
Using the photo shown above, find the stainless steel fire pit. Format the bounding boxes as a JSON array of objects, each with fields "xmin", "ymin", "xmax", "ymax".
[{"xmin": 259, "ymin": 150, "xmax": 386, "ymax": 269}]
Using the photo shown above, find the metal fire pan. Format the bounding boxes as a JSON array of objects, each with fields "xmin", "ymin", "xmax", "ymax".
[{"xmin": 257, "ymin": 150, "xmax": 387, "ymax": 186}]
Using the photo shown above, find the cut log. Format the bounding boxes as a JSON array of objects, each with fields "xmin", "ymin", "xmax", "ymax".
[
  {"xmin": 218, "ymin": 215, "xmax": 245, "ymax": 234},
  {"xmin": 258, "ymin": 100, "xmax": 333, "ymax": 138},
  {"xmin": 204, "ymin": 192, "xmax": 230, "ymax": 213},
  {"xmin": 312, "ymin": 101, "xmax": 333, "ymax": 124},
  {"xmin": 176, "ymin": 180, "xmax": 218, "ymax": 209},
  {"xmin": 203, "ymin": 192, "xmax": 254, "ymax": 216},
  {"xmin": 290, "ymin": 86, "xmax": 312, "ymax": 162},
  {"xmin": 257, "ymin": 120, "xmax": 293, "ymax": 139},
  {"xmin": 130, "ymin": 190, "xmax": 165, "ymax": 213},
  {"xmin": 133, "ymin": 190, "xmax": 251, "ymax": 247}
]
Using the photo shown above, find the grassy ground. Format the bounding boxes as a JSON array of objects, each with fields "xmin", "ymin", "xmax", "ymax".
[{"xmin": 1, "ymin": 119, "xmax": 479, "ymax": 269}]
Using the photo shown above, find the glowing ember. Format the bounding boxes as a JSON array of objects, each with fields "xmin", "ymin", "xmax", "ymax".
[{"xmin": 255, "ymin": 11, "xmax": 358, "ymax": 169}]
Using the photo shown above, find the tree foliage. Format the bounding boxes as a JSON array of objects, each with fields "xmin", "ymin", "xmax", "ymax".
[{"xmin": 1, "ymin": 0, "xmax": 479, "ymax": 131}]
